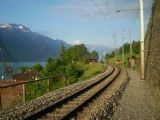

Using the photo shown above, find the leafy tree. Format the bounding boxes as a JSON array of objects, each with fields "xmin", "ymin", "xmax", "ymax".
[
  {"xmin": 105, "ymin": 51, "xmax": 115, "ymax": 59},
  {"xmin": 18, "ymin": 66, "xmax": 30, "ymax": 73},
  {"xmin": 132, "ymin": 41, "xmax": 140, "ymax": 54},
  {"xmin": 31, "ymin": 64, "xmax": 43, "ymax": 72},
  {"xmin": 90, "ymin": 50, "xmax": 99, "ymax": 59},
  {"xmin": 105, "ymin": 40, "xmax": 140, "ymax": 60},
  {"xmin": 65, "ymin": 63, "xmax": 83, "ymax": 84},
  {"xmin": 41, "ymin": 57, "xmax": 64, "ymax": 77},
  {"xmin": 105, "ymin": 53, "xmax": 110, "ymax": 59},
  {"xmin": 59, "ymin": 43, "xmax": 66, "ymax": 61},
  {"xmin": 67, "ymin": 44, "xmax": 90, "ymax": 63},
  {"xmin": 118, "ymin": 43, "xmax": 130, "ymax": 54}
]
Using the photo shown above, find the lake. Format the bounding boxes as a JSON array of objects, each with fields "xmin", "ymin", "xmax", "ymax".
[{"xmin": 0, "ymin": 62, "xmax": 46, "ymax": 80}]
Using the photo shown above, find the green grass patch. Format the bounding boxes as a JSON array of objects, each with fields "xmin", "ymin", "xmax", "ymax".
[
  {"xmin": 78, "ymin": 63, "xmax": 105, "ymax": 81},
  {"xmin": 25, "ymin": 76, "xmax": 65, "ymax": 101},
  {"xmin": 107, "ymin": 53, "xmax": 140, "ymax": 68},
  {"xmin": 25, "ymin": 63, "xmax": 105, "ymax": 101}
]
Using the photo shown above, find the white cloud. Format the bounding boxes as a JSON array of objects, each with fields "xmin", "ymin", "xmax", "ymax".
[
  {"xmin": 49, "ymin": 0, "xmax": 115, "ymax": 18},
  {"xmin": 48, "ymin": 0, "xmax": 152, "ymax": 19},
  {"xmin": 48, "ymin": 0, "xmax": 152, "ymax": 34},
  {"xmin": 73, "ymin": 40, "xmax": 82, "ymax": 45}
]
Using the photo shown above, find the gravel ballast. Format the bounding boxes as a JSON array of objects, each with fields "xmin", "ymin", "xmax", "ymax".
[
  {"xmin": 111, "ymin": 70, "xmax": 160, "ymax": 120},
  {"xmin": 0, "ymin": 66, "xmax": 113, "ymax": 120},
  {"xmin": 76, "ymin": 69, "xmax": 129, "ymax": 120}
]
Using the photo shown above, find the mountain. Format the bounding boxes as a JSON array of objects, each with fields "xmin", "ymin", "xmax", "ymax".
[
  {"xmin": 86, "ymin": 44, "xmax": 113, "ymax": 59},
  {"xmin": 0, "ymin": 23, "xmax": 71, "ymax": 62}
]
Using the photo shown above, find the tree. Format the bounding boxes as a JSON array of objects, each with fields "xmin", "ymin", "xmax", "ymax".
[
  {"xmin": 105, "ymin": 53, "xmax": 110, "ymax": 59},
  {"xmin": 41, "ymin": 57, "xmax": 63, "ymax": 77},
  {"xmin": 18, "ymin": 66, "xmax": 30, "ymax": 73},
  {"xmin": 59, "ymin": 43, "xmax": 66, "ymax": 61},
  {"xmin": 66, "ymin": 44, "xmax": 90, "ymax": 63},
  {"xmin": 132, "ymin": 41, "xmax": 140, "ymax": 54},
  {"xmin": 90, "ymin": 50, "xmax": 99, "ymax": 59},
  {"xmin": 105, "ymin": 40, "xmax": 140, "ymax": 61},
  {"xmin": 31, "ymin": 64, "xmax": 43, "ymax": 72},
  {"xmin": 40, "ymin": 56, "xmax": 84, "ymax": 85}
]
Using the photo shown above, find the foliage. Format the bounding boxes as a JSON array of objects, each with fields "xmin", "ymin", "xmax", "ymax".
[
  {"xmin": 41, "ymin": 44, "xmax": 94, "ymax": 82},
  {"xmin": 18, "ymin": 64, "xmax": 43, "ymax": 74},
  {"xmin": 25, "ymin": 80, "xmax": 48, "ymax": 100},
  {"xmin": 40, "ymin": 57, "xmax": 65, "ymax": 77},
  {"xmin": 78, "ymin": 63, "xmax": 105, "ymax": 81},
  {"xmin": 25, "ymin": 63, "xmax": 104, "ymax": 101},
  {"xmin": 59, "ymin": 43, "xmax": 66, "ymax": 61},
  {"xmin": 105, "ymin": 40, "xmax": 140, "ymax": 59},
  {"xmin": 31, "ymin": 64, "xmax": 43, "ymax": 72},
  {"xmin": 132, "ymin": 41, "xmax": 140, "ymax": 54},
  {"xmin": 66, "ymin": 44, "xmax": 90, "ymax": 63},
  {"xmin": 18, "ymin": 66, "xmax": 30, "ymax": 73},
  {"xmin": 24, "ymin": 44, "xmax": 102, "ymax": 101},
  {"xmin": 90, "ymin": 50, "xmax": 99, "ymax": 59},
  {"xmin": 41, "ymin": 44, "xmax": 100, "ymax": 85},
  {"xmin": 40, "ymin": 57, "xmax": 84, "ymax": 85},
  {"xmin": 105, "ymin": 40, "xmax": 140, "ymax": 68}
]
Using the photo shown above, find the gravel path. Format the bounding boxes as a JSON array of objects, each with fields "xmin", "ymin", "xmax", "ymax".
[{"xmin": 111, "ymin": 70, "xmax": 160, "ymax": 120}]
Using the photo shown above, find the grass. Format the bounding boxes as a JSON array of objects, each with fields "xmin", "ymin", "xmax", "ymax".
[
  {"xmin": 25, "ymin": 80, "xmax": 48, "ymax": 100},
  {"xmin": 25, "ymin": 63, "xmax": 105, "ymax": 101},
  {"xmin": 107, "ymin": 53, "xmax": 140, "ymax": 68},
  {"xmin": 5, "ymin": 63, "xmax": 105, "ymax": 108},
  {"xmin": 78, "ymin": 63, "xmax": 105, "ymax": 81}
]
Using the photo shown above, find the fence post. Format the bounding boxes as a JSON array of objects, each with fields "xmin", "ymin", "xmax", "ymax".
[
  {"xmin": 47, "ymin": 78, "xmax": 50, "ymax": 93},
  {"xmin": 63, "ymin": 75, "xmax": 65, "ymax": 81},
  {"xmin": 22, "ymin": 84, "xmax": 25, "ymax": 102},
  {"xmin": 63, "ymin": 75, "xmax": 65, "ymax": 86},
  {"xmin": 0, "ymin": 88, "xmax": 2, "ymax": 109}
]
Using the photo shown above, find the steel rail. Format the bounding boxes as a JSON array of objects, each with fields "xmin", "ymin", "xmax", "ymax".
[
  {"xmin": 0, "ymin": 74, "xmax": 64, "ymax": 89},
  {"xmin": 24, "ymin": 66, "xmax": 119, "ymax": 120},
  {"xmin": 61, "ymin": 67, "xmax": 120, "ymax": 120}
]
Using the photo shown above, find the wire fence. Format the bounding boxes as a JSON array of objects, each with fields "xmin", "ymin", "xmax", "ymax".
[{"xmin": 0, "ymin": 75, "xmax": 65, "ymax": 109}]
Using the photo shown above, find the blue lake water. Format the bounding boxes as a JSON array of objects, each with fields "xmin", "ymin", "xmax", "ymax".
[{"xmin": 0, "ymin": 62, "xmax": 46, "ymax": 79}]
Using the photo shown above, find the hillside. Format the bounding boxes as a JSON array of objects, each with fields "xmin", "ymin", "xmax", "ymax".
[
  {"xmin": 144, "ymin": 0, "xmax": 160, "ymax": 107},
  {"xmin": 86, "ymin": 44, "xmax": 113, "ymax": 60},
  {"xmin": 0, "ymin": 23, "xmax": 70, "ymax": 62},
  {"xmin": 106, "ymin": 40, "xmax": 140, "ymax": 67}
]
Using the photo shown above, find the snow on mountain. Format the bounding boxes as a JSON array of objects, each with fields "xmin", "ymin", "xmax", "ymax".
[
  {"xmin": 0, "ymin": 23, "xmax": 71, "ymax": 61},
  {"xmin": 0, "ymin": 23, "xmax": 30, "ymax": 32},
  {"xmin": 0, "ymin": 23, "xmax": 11, "ymax": 28}
]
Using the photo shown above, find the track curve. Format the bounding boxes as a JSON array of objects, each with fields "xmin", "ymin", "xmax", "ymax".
[{"xmin": 24, "ymin": 66, "xmax": 120, "ymax": 120}]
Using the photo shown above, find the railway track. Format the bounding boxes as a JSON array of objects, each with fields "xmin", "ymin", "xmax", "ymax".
[{"xmin": 24, "ymin": 66, "xmax": 120, "ymax": 120}]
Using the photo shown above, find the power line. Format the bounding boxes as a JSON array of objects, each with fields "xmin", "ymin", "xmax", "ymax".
[
  {"xmin": 104, "ymin": 0, "xmax": 116, "ymax": 33},
  {"xmin": 90, "ymin": 0, "xmax": 113, "ymax": 33}
]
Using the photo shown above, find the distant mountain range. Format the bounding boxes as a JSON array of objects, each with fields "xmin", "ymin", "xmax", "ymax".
[
  {"xmin": 86, "ymin": 44, "xmax": 113, "ymax": 59},
  {"xmin": 0, "ymin": 23, "xmax": 71, "ymax": 62}
]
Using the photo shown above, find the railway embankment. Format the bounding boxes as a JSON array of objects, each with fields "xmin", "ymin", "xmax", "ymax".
[
  {"xmin": 0, "ymin": 66, "xmax": 129, "ymax": 120},
  {"xmin": 76, "ymin": 69, "xmax": 129, "ymax": 120},
  {"xmin": 111, "ymin": 70, "xmax": 160, "ymax": 120},
  {"xmin": 144, "ymin": 0, "xmax": 160, "ymax": 108}
]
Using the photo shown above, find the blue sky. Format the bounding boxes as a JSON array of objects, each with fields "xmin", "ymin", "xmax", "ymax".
[{"xmin": 0, "ymin": 0, "xmax": 152, "ymax": 48}]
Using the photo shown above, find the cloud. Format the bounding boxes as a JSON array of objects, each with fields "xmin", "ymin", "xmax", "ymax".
[
  {"xmin": 48, "ymin": 0, "xmax": 152, "ymax": 19},
  {"xmin": 49, "ymin": 0, "xmax": 116, "ymax": 18},
  {"xmin": 73, "ymin": 40, "xmax": 82, "ymax": 45},
  {"xmin": 48, "ymin": 0, "xmax": 152, "ymax": 34}
]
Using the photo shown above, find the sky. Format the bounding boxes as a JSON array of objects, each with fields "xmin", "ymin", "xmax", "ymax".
[{"xmin": 0, "ymin": 0, "xmax": 153, "ymax": 48}]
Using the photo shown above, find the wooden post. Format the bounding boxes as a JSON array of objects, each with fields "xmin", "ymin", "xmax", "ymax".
[
  {"xmin": 0, "ymin": 88, "xmax": 2, "ymax": 109},
  {"xmin": 63, "ymin": 76, "xmax": 65, "ymax": 86},
  {"xmin": 47, "ymin": 78, "xmax": 50, "ymax": 93},
  {"xmin": 22, "ymin": 84, "xmax": 25, "ymax": 102},
  {"xmin": 63, "ymin": 76, "xmax": 65, "ymax": 82}
]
